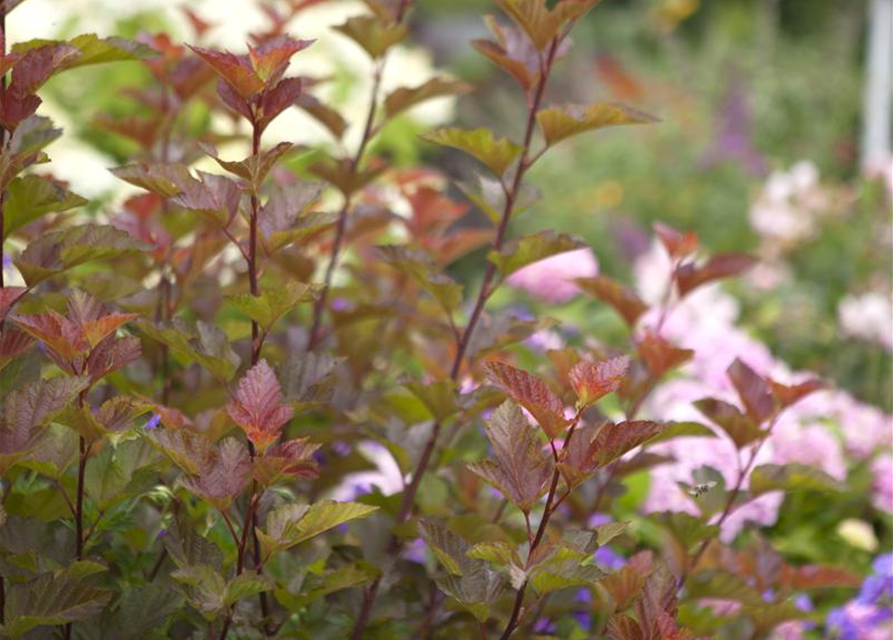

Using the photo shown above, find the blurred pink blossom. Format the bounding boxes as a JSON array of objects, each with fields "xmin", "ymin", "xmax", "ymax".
[
  {"xmin": 772, "ymin": 421, "xmax": 847, "ymax": 480},
  {"xmin": 838, "ymin": 292, "xmax": 893, "ymax": 352},
  {"xmin": 871, "ymin": 454, "xmax": 893, "ymax": 513},
  {"xmin": 507, "ymin": 247, "xmax": 598, "ymax": 303}
]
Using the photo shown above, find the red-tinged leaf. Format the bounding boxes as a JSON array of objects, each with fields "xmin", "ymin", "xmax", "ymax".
[
  {"xmin": 254, "ymin": 438, "xmax": 321, "ymax": 487},
  {"xmin": 482, "ymin": 360, "xmax": 570, "ymax": 438},
  {"xmin": 200, "ymin": 141, "xmax": 294, "ymax": 185},
  {"xmin": 0, "ymin": 376, "xmax": 89, "ymax": 473},
  {"xmin": 307, "ymin": 154, "xmax": 386, "ymax": 196},
  {"xmin": 110, "ymin": 163, "xmax": 194, "ymax": 198},
  {"xmin": 9, "ymin": 43, "xmax": 81, "ymax": 95},
  {"xmin": 247, "ymin": 36, "xmax": 314, "ymax": 82},
  {"xmin": 215, "ymin": 77, "xmax": 253, "ymax": 120},
  {"xmin": 693, "ymin": 397, "xmax": 763, "ymax": 449},
  {"xmin": 170, "ymin": 171, "xmax": 242, "ymax": 224},
  {"xmin": 66, "ymin": 289, "xmax": 139, "ymax": 347},
  {"xmin": 556, "ymin": 422, "xmax": 598, "ymax": 487},
  {"xmin": 588, "ymin": 420, "xmax": 665, "ymax": 468},
  {"xmin": 727, "ymin": 359, "xmax": 776, "ymax": 424},
  {"xmin": 575, "ymin": 276, "xmax": 649, "ymax": 327},
  {"xmin": 467, "ymin": 401, "xmax": 552, "ymax": 513},
  {"xmin": 187, "ymin": 45, "xmax": 263, "ymax": 99},
  {"xmin": 226, "ymin": 360, "xmax": 294, "ymax": 450},
  {"xmin": 0, "ymin": 328, "xmax": 35, "ymax": 369},
  {"xmin": 606, "ymin": 613, "xmax": 645, "ymax": 640},
  {"xmin": 14, "ymin": 224, "xmax": 150, "ymax": 287},
  {"xmin": 15, "ymin": 310, "xmax": 86, "ymax": 361},
  {"xmin": 421, "ymin": 127, "xmax": 522, "ymax": 176},
  {"xmin": 0, "ymin": 287, "xmax": 27, "ymax": 323},
  {"xmin": 654, "ymin": 222, "xmax": 697, "ymax": 259},
  {"xmin": 472, "ymin": 37, "xmax": 533, "ymax": 90},
  {"xmin": 179, "ymin": 438, "xmax": 252, "ymax": 509},
  {"xmin": 383, "ymin": 77, "xmax": 472, "ymax": 120},
  {"xmin": 257, "ymin": 76, "xmax": 303, "ymax": 132},
  {"xmin": 85, "ymin": 335, "xmax": 141, "ymax": 383},
  {"xmin": 333, "ymin": 14, "xmax": 408, "ymax": 59},
  {"xmin": 537, "ymin": 102, "xmax": 657, "ymax": 147},
  {"xmin": 296, "ymin": 94, "xmax": 348, "ymax": 139},
  {"xmin": 769, "ymin": 379, "xmax": 825, "ymax": 409},
  {"xmin": 494, "ymin": 0, "xmax": 600, "ymax": 50},
  {"xmin": 637, "ymin": 332, "xmax": 693, "ymax": 377},
  {"xmin": 779, "ymin": 564, "xmax": 861, "ymax": 592},
  {"xmin": 568, "ymin": 355, "xmax": 629, "ymax": 408},
  {"xmin": 675, "ymin": 253, "xmax": 757, "ymax": 297}
]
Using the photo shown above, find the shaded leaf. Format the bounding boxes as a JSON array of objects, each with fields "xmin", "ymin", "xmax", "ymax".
[
  {"xmin": 694, "ymin": 398, "xmax": 763, "ymax": 449},
  {"xmin": 3, "ymin": 174, "xmax": 87, "ymax": 235},
  {"xmin": 384, "ymin": 77, "xmax": 471, "ymax": 120},
  {"xmin": 333, "ymin": 15, "xmax": 408, "ymax": 59},
  {"xmin": 676, "ymin": 253, "xmax": 757, "ymax": 298}
]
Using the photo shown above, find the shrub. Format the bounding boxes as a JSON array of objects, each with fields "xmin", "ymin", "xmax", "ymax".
[{"xmin": 0, "ymin": 1, "xmax": 888, "ymax": 639}]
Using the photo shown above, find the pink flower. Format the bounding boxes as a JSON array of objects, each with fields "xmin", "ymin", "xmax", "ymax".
[
  {"xmin": 506, "ymin": 247, "xmax": 598, "ymax": 303},
  {"xmin": 770, "ymin": 621, "xmax": 805, "ymax": 640},
  {"xmin": 871, "ymin": 454, "xmax": 893, "ymax": 513},
  {"xmin": 772, "ymin": 420, "xmax": 847, "ymax": 480}
]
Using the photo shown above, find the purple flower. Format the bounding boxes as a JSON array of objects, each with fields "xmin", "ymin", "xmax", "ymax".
[
  {"xmin": 594, "ymin": 546, "xmax": 626, "ymax": 570},
  {"xmin": 858, "ymin": 553, "xmax": 893, "ymax": 606},
  {"xmin": 145, "ymin": 413, "xmax": 162, "ymax": 430}
]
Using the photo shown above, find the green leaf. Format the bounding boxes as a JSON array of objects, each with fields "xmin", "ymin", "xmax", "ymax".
[
  {"xmin": 649, "ymin": 421, "xmax": 717, "ymax": 444},
  {"xmin": 258, "ymin": 501, "xmax": 378, "ymax": 558},
  {"xmin": 404, "ymin": 380, "xmax": 459, "ymax": 422},
  {"xmin": 420, "ymin": 520, "xmax": 476, "ymax": 576},
  {"xmin": 530, "ymin": 564, "xmax": 606, "ymax": 595},
  {"xmin": 537, "ymin": 102, "xmax": 657, "ymax": 147},
  {"xmin": 3, "ymin": 175, "xmax": 87, "ymax": 235},
  {"xmin": 333, "ymin": 15, "xmax": 408, "ymax": 58},
  {"xmin": 657, "ymin": 511, "xmax": 719, "ymax": 549},
  {"xmin": 170, "ymin": 564, "xmax": 227, "ymax": 620},
  {"xmin": 275, "ymin": 564, "xmax": 374, "ymax": 611},
  {"xmin": 14, "ymin": 224, "xmax": 150, "ymax": 286},
  {"xmin": 223, "ymin": 574, "xmax": 274, "ymax": 606},
  {"xmin": 457, "ymin": 173, "xmax": 541, "ymax": 225},
  {"xmin": 14, "ymin": 33, "xmax": 156, "ymax": 68},
  {"xmin": 421, "ymin": 127, "xmax": 522, "ymax": 176},
  {"xmin": 749, "ymin": 463, "xmax": 846, "ymax": 496},
  {"xmin": 2, "ymin": 571, "xmax": 112, "ymax": 637},
  {"xmin": 384, "ymin": 77, "xmax": 471, "ymax": 120},
  {"xmin": 488, "ymin": 231, "xmax": 585, "ymax": 278},
  {"xmin": 137, "ymin": 319, "xmax": 241, "ymax": 381},
  {"xmin": 225, "ymin": 282, "xmax": 317, "ymax": 331}
]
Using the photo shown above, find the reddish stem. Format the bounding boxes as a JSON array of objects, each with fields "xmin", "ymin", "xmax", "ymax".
[{"xmin": 349, "ymin": 34, "xmax": 563, "ymax": 640}]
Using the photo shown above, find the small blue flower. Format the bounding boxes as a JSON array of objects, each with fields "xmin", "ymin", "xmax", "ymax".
[{"xmin": 144, "ymin": 413, "xmax": 162, "ymax": 430}]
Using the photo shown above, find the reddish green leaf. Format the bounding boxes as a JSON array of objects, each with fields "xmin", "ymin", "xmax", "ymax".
[
  {"xmin": 253, "ymin": 438, "xmax": 320, "ymax": 487},
  {"xmin": 727, "ymin": 358, "xmax": 776, "ymax": 424},
  {"xmin": 637, "ymin": 332, "xmax": 693, "ymax": 377},
  {"xmin": 694, "ymin": 398, "xmax": 763, "ymax": 449},
  {"xmin": 186, "ymin": 45, "xmax": 263, "ymax": 99},
  {"xmin": 467, "ymin": 401, "xmax": 552, "ymax": 513},
  {"xmin": 654, "ymin": 222, "xmax": 697, "ymax": 259},
  {"xmin": 333, "ymin": 15, "xmax": 408, "ymax": 59},
  {"xmin": 489, "ymin": 231, "xmax": 585, "ymax": 277},
  {"xmin": 384, "ymin": 77, "xmax": 472, "ymax": 120},
  {"xmin": 0, "ymin": 287, "xmax": 27, "ymax": 324},
  {"xmin": 568, "ymin": 355, "xmax": 629, "ymax": 408},
  {"xmin": 179, "ymin": 438, "xmax": 252, "ymax": 509},
  {"xmin": 576, "ymin": 276, "xmax": 649, "ymax": 327},
  {"xmin": 226, "ymin": 360, "xmax": 294, "ymax": 450},
  {"xmin": 247, "ymin": 36, "xmax": 314, "ymax": 82},
  {"xmin": 482, "ymin": 360, "xmax": 570, "ymax": 438},
  {"xmin": 675, "ymin": 253, "xmax": 757, "ymax": 297}
]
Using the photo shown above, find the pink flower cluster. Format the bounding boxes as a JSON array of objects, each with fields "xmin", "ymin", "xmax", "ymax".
[
  {"xmin": 506, "ymin": 247, "xmax": 599, "ymax": 303},
  {"xmin": 633, "ymin": 241, "xmax": 893, "ymax": 537}
]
